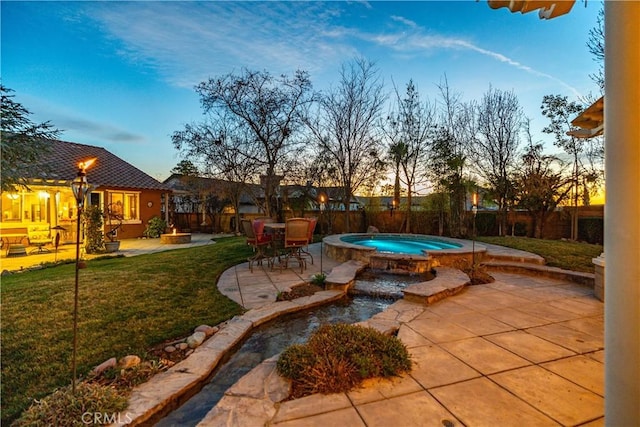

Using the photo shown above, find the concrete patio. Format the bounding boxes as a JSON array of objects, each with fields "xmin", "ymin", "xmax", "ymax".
[{"xmin": 205, "ymin": 263, "xmax": 604, "ymax": 426}]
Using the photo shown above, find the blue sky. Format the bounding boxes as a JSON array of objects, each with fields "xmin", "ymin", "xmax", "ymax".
[{"xmin": 1, "ymin": 1, "xmax": 601, "ymax": 182}]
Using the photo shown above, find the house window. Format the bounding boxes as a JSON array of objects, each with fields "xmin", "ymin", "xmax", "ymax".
[
  {"xmin": 1, "ymin": 193, "xmax": 21, "ymax": 222},
  {"xmin": 109, "ymin": 192, "xmax": 139, "ymax": 220}
]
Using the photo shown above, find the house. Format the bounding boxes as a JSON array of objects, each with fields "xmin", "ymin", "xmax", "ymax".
[{"xmin": 0, "ymin": 139, "xmax": 171, "ymax": 247}]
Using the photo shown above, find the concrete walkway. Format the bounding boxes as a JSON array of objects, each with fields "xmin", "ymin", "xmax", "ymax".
[{"xmin": 0, "ymin": 233, "xmax": 219, "ymax": 273}]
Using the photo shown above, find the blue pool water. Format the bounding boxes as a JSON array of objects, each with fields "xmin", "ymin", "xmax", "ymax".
[{"xmin": 341, "ymin": 235, "xmax": 461, "ymax": 255}]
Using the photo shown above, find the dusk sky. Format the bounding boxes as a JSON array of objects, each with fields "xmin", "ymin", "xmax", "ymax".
[{"xmin": 2, "ymin": 1, "xmax": 601, "ymax": 183}]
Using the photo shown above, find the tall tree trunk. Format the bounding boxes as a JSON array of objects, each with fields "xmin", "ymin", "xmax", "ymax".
[{"xmin": 406, "ymin": 187, "xmax": 413, "ymax": 233}]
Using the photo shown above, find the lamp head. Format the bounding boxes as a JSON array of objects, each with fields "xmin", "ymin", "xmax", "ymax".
[{"xmin": 71, "ymin": 158, "xmax": 96, "ymax": 206}]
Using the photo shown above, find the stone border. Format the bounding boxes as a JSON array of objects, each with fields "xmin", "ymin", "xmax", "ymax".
[
  {"xmin": 160, "ymin": 233, "xmax": 192, "ymax": 244},
  {"xmin": 198, "ymin": 298, "xmax": 427, "ymax": 426},
  {"xmin": 114, "ymin": 290, "xmax": 346, "ymax": 426}
]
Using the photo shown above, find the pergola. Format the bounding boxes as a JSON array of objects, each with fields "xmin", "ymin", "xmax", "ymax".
[{"xmin": 488, "ymin": 2, "xmax": 639, "ymax": 425}]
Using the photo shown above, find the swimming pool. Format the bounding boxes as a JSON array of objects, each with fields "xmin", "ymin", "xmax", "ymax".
[
  {"xmin": 324, "ymin": 233, "xmax": 485, "ymax": 269},
  {"xmin": 340, "ymin": 234, "xmax": 462, "ymax": 255}
]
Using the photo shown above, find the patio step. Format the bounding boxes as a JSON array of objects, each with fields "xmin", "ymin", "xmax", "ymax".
[
  {"xmin": 324, "ymin": 260, "xmax": 367, "ymax": 292},
  {"xmin": 483, "ymin": 260, "xmax": 595, "ymax": 287},
  {"xmin": 403, "ymin": 267, "xmax": 469, "ymax": 305},
  {"xmin": 483, "ymin": 250, "xmax": 545, "ymax": 265}
]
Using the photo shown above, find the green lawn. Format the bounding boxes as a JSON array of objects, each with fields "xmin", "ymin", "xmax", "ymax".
[
  {"xmin": 477, "ymin": 236, "xmax": 603, "ymax": 273},
  {"xmin": 1, "ymin": 236, "xmax": 251, "ymax": 425}
]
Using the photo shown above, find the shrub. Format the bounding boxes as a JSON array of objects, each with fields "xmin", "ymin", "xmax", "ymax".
[
  {"xmin": 475, "ymin": 212, "xmax": 497, "ymax": 236},
  {"xmin": 144, "ymin": 216, "xmax": 167, "ymax": 238},
  {"xmin": 277, "ymin": 323, "xmax": 411, "ymax": 398},
  {"xmin": 82, "ymin": 205, "xmax": 104, "ymax": 254},
  {"xmin": 310, "ymin": 272, "xmax": 326, "ymax": 286},
  {"xmin": 578, "ymin": 217, "xmax": 603, "ymax": 244},
  {"xmin": 12, "ymin": 383, "xmax": 128, "ymax": 427}
]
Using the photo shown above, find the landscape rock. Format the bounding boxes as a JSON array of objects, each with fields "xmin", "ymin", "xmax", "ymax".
[
  {"xmin": 195, "ymin": 324, "xmax": 217, "ymax": 337},
  {"xmin": 119, "ymin": 355, "xmax": 141, "ymax": 369},
  {"xmin": 366, "ymin": 225, "xmax": 380, "ymax": 233},
  {"xmin": 91, "ymin": 357, "xmax": 117, "ymax": 375},
  {"xmin": 177, "ymin": 342, "xmax": 189, "ymax": 350},
  {"xmin": 187, "ymin": 331, "xmax": 206, "ymax": 348},
  {"xmin": 164, "ymin": 345, "xmax": 177, "ymax": 353}
]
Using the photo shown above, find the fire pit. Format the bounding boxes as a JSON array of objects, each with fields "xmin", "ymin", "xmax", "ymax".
[{"xmin": 160, "ymin": 230, "xmax": 192, "ymax": 244}]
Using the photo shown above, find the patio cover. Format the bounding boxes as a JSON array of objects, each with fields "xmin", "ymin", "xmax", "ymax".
[
  {"xmin": 569, "ymin": 96, "xmax": 604, "ymax": 138},
  {"xmin": 487, "ymin": 0, "xmax": 575, "ymax": 19}
]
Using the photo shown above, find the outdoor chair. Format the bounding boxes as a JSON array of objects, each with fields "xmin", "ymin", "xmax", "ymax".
[
  {"xmin": 241, "ymin": 219, "xmax": 272, "ymax": 273},
  {"xmin": 300, "ymin": 217, "xmax": 317, "ymax": 264},
  {"xmin": 280, "ymin": 218, "xmax": 310, "ymax": 273}
]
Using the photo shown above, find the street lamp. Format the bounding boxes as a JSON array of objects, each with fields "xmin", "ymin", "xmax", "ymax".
[{"xmin": 70, "ymin": 158, "xmax": 95, "ymax": 393}]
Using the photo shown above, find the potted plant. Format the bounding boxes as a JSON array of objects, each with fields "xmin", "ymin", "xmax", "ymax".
[{"xmin": 104, "ymin": 202, "xmax": 124, "ymax": 252}]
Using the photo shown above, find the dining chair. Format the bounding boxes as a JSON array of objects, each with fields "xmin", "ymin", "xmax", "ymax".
[
  {"xmin": 300, "ymin": 217, "xmax": 317, "ymax": 264},
  {"xmin": 281, "ymin": 218, "xmax": 310, "ymax": 273},
  {"xmin": 241, "ymin": 219, "xmax": 272, "ymax": 272}
]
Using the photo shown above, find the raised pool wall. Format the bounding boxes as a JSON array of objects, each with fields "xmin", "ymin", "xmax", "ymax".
[{"xmin": 324, "ymin": 233, "xmax": 487, "ymax": 273}]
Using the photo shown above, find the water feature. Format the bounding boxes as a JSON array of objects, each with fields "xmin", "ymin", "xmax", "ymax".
[
  {"xmin": 351, "ymin": 269, "xmax": 434, "ymax": 300},
  {"xmin": 157, "ymin": 296, "xmax": 392, "ymax": 427}
]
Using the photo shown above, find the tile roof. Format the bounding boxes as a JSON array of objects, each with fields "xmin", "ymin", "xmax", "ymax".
[{"xmin": 31, "ymin": 139, "xmax": 170, "ymax": 190}]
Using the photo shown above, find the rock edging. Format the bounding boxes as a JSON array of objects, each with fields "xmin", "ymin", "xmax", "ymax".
[{"xmin": 111, "ymin": 290, "xmax": 345, "ymax": 426}]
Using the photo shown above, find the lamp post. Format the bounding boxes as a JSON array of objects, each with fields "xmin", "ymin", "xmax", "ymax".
[
  {"xmin": 70, "ymin": 158, "xmax": 95, "ymax": 393},
  {"xmin": 471, "ymin": 192, "xmax": 478, "ymax": 283},
  {"xmin": 319, "ymin": 194, "xmax": 326, "ymax": 275}
]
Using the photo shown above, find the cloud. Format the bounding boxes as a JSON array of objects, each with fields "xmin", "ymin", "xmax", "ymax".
[
  {"xmin": 57, "ymin": 116, "xmax": 146, "ymax": 144},
  {"xmin": 16, "ymin": 93, "xmax": 147, "ymax": 145},
  {"xmin": 390, "ymin": 15, "xmax": 417, "ymax": 28},
  {"xmin": 86, "ymin": 2, "xmax": 356, "ymax": 88},
  {"xmin": 365, "ymin": 27, "xmax": 583, "ymax": 98},
  {"xmin": 81, "ymin": 2, "xmax": 581, "ymax": 98}
]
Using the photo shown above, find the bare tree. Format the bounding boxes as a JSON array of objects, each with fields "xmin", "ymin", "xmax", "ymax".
[
  {"xmin": 587, "ymin": 5, "xmax": 605, "ymax": 93},
  {"xmin": 384, "ymin": 80, "xmax": 435, "ymax": 232},
  {"xmin": 305, "ymin": 58, "xmax": 386, "ymax": 232},
  {"xmin": 173, "ymin": 115, "xmax": 260, "ymax": 233},
  {"xmin": 194, "ymin": 68, "xmax": 313, "ymax": 217},
  {"xmin": 469, "ymin": 86, "xmax": 524, "ymax": 236}
]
